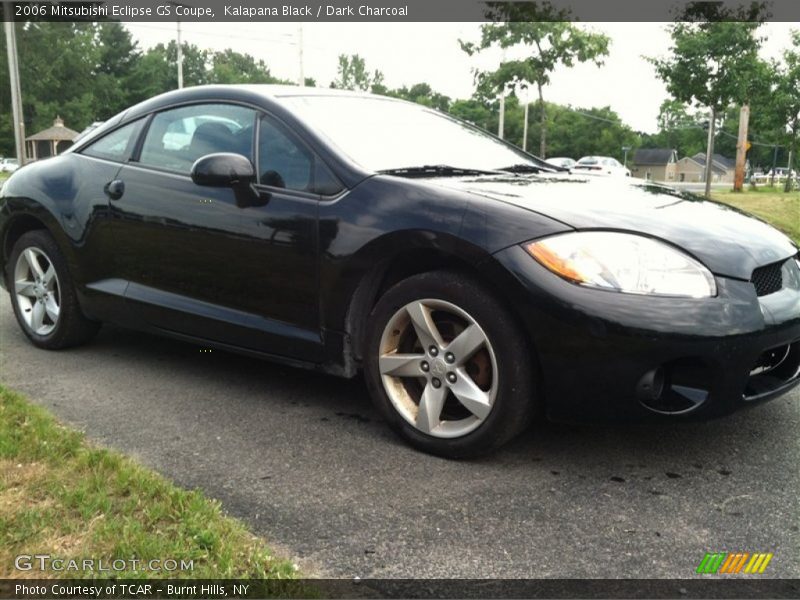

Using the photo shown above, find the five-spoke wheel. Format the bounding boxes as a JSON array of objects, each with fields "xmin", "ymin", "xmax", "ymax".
[
  {"xmin": 378, "ymin": 299, "xmax": 498, "ymax": 438},
  {"xmin": 365, "ymin": 270, "xmax": 535, "ymax": 457}
]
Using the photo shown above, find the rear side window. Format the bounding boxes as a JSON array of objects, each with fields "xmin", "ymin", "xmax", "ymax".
[
  {"xmin": 138, "ymin": 104, "xmax": 257, "ymax": 174},
  {"xmin": 81, "ymin": 120, "xmax": 143, "ymax": 162}
]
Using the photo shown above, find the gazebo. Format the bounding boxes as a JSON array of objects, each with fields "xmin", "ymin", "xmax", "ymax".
[{"xmin": 26, "ymin": 117, "xmax": 79, "ymax": 160}]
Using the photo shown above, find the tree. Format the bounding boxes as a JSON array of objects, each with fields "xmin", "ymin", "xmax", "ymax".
[
  {"xmin": 331, "ymin": 54, "xmax": 383, "ymax": 91},
  {"xmin": 208, "ymin": 49, "xmax": 283, "ymax": 84},
  {"xmin": 387, "ymin": 82, "xmax": 452, "ymax": 112},
  {"xmin": 650, "ymin": 20, "xmax": 765, "ymax": 196},
  {"xmin": 461, "ymin": 21, "xmax": 609, "ymax": 158},
  {"xmin": 542, "ymin": 103, "xmax": 640, "ymax": 161},
  {"xmin": 93, "ymin": 23, "xmax": 141, "ymax": 118},
  {"xmin": 125, "ymin": 46, "xmax": 173, "ymax": 103},
  {"xmin": 449, "ymin": 99, "xmax": 492, "ymax": 131},
  {"xmin": 770, "ymin": 31, "xmax": 800, "ymax": 191},
  {"xmin": 641, "ymin": 99, "xmax": 708, "ymax": 158}
]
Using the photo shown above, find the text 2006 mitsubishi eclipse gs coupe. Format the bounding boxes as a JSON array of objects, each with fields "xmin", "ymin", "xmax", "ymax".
[{"xmin": 2, "ymin": 86, "xmax": 800, "ymax": 457}]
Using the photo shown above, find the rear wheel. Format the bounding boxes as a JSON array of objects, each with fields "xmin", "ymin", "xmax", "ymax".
[
  {"xmin": 364, "ymin": 270, "xmax": 536, "ymax": 458},
  {"xmin": 7, "ymin": 230, "xmax": 100, "ymax": 349}
]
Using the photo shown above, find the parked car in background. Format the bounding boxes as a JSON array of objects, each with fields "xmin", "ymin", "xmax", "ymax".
[
  {"xmin": 0, "ymin": 159, "xmax": 19, "ymax": 173},
  {"xmin": 545, "ymin": 157, "xmax": 576, "ymax": 171},
  {"xmin": 162, "ymin": 115, "xmax": 243, "ymax": 150},
  {"xmin": 2, "ymin": 85, "xmax": 799, "ymax": 457},
  {"xmin": 573, "ymin": 156, "xmax": 631, "ymax": 177},
  {"xmin": 752, "ymin": 167, "xmax": 797, "ymax": 185}
]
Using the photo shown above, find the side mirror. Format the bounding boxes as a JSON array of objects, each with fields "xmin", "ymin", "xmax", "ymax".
[{"xmin": 190, "ymin": 153, "xmax": 255, "ymax": 188}]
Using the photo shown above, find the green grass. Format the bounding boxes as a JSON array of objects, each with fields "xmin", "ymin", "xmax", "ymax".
[
  {"xmin": 711, "ymin": 186, "xmax": 800, "ymax": 244},
  {"xmin": 0, "ymin": 385, "xmax": 300, "ymax": 581}
]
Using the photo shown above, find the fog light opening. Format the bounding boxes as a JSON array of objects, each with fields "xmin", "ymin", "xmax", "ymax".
[
  {"xmin": 637, "ymin": 359, "xmax": 711, "ymax": 415},
  {"xmin": 636, "ymin": 367, "xmax": 665, "ymax": 402}
]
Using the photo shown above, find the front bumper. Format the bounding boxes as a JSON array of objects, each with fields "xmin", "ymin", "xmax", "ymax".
[{"xmin": 493, "ymin": 245, "xmax": 800, "ymax": 422}]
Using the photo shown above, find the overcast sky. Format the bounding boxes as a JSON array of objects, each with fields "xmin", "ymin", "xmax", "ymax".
[{"xmin": 123, "ymin": 22, "xmax": 796, "ymax": 134}]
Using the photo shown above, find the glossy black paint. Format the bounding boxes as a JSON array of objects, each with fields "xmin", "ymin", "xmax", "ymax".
[
  {"xmin": 190, "ymin": 152, "xmax": 255, "ymax": 188},
  {"xmin": 1, "ymin": 85, "xmax": 799, "ymax": 421}
]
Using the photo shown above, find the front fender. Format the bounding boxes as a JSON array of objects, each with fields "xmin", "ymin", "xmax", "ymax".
[{"xmin": 0, "ymin": 154, "xmax": 118, "ymax": 288}]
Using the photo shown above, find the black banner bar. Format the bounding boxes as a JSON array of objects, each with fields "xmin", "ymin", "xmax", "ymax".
[
  {"xmin": 2, "ymin": 0, "xmax": 800, "ymax": 22},
  {"xmin": 2, "ymin": 579, "xmax": 800, "ymax": 599}
]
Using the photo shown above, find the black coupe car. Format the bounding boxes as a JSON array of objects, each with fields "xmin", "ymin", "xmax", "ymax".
[{"xmin": 2, "ymin": 85, "xmax": 799, "ymax": 457}]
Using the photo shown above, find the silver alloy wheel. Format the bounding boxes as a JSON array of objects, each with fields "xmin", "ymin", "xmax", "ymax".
[
  {"xmin": 378, "ymin": 298, "xmax": 499, "ymax": 438},
  {"xmin": 14, "ymin": 247, "xmax": 61, "ymax": 336}
]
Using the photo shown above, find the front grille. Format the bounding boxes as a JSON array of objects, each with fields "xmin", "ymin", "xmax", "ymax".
[{"xmin": 751, "ymin": 261, "xmax": 784, "ymax": 296}]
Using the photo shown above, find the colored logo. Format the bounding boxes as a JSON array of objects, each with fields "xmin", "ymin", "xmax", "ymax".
[{"xmin": 697, "ymin": 552, "xmax": 773, "ymax": 574}]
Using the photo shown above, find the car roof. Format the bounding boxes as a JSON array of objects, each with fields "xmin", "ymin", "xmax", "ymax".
[
  {"xmin": 237, "ymin": 84, "xmax": 379, "ymax": 99},
  {"xmin": 134, "ymin": 84, "xmax": 387, "ymax": 113},
  {"xmin": 72, "ymin": 84, "xmax": 393, "ymax": 152}
]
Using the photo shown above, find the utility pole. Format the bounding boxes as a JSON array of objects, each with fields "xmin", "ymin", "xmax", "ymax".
[
  {"xmin": 733, "ymin": 104, "xmax": 749, "ymax": 192},
  {"xmin": 703, "ymin": 108, "xmax": 717, "ymax": 199},
  {"xmin": 498, "ymin": 89, "xmax": 505, "ymax": 139},
  {"xmin": 298, "ymin": 24, "xmax": 305, "ymax": 86},
  {"xmin": 520, "ymin": 84, "xmax": 529, "ymax": 151},
  {"xmin": 784, "ymin": 149, "xmax": 794, "ymax": 193},
  {"xmin": 522, "ymin": 101, "xmax": 529, "ymax": 151},
  {"xmin": 622, "ymin": 146, "xmax": 631, "ymax": 168},
  {"xmin": 166, "ymin": 1, "xmax": 185, "ymax": 88},
  {"xmin": 4, "ymin": 5, "xmax": 25, "ymax": 165},
  {"xmin": 497, "ymin": 47, "xmax": 506, "ymax": 140},
  {"xmin": 176, "ymin": 20, "xmax": 183, "ymax": 89}
]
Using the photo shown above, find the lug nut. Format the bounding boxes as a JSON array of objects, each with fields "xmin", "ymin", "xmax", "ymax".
[
  {"xmin": 421, "ymin": 361, "xmax": 430, "ymax": 372},
  {"xmin": 429, "ymin": 346, "xmax": 439, "ymax": 357},
  {"xmin": 447, "ymin": 372, "xmax": 457, "ymax": 384},
  {"xmin": 431, "ymin": 378, "xmax": 442, "ymax": 388},
  {"xmin": 445, "ymin": 352, "xmax": 455, "ymax": 364}
]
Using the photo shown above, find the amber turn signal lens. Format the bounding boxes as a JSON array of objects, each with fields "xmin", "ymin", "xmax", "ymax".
[{"xmin": 524, "ymin": 241, "xmax": 587, "ymax": 283}]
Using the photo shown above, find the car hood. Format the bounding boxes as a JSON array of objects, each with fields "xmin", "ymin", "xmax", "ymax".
[{"xmin": 433, "ymin": 175, "xmax": 798, "ymax": 280}]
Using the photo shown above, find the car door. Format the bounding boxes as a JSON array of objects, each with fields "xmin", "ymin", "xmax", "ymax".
[
  {"xmin": 232, "ymin": 113, "xmax": 345, "ymax": 360},
  {"xmin": 110, "ymin": 103, "xmax": 324, "ymax": 360}
]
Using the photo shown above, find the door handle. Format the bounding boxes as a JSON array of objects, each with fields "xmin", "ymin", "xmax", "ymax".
[{"xmin": 104, "ymin": 180, "xmax": 125, "ymax": 200}]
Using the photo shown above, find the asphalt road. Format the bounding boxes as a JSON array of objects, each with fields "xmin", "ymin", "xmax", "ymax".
[{"xmin": 1, "ymin": 291, "xmax": 798, "ymax": 579}]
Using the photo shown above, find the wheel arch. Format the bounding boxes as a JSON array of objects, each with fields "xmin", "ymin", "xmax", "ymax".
[{"xmin": 341, "ymin": 241, "xmax": 538, "ymax": 371}]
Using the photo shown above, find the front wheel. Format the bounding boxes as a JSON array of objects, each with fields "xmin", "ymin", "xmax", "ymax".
[{"xmin": 364, "ymin": 271, "xmax": 536, "ymax": 458}]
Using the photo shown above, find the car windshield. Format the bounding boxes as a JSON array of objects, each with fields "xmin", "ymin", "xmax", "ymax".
[
  {"xmin": 577, "ymin": 157, "xmax": 600, "ymax": 165},
  {"xmin": 280, "ymin": 94, "xmax": 543, "ymax": 173}
]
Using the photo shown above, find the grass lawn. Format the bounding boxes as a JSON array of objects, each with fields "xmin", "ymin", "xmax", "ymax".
[
  {"xmin": 0, "ymin": 385, "xmax": 298, "ymax": 580},
  {"xmin": 711, "ymin": 186, "xmax": 800, "ymax": 245}
]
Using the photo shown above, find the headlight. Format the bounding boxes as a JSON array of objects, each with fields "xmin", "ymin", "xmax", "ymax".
[{"xmin": 524, "ymin": 231, "xmax": 717, "ymax": 298}]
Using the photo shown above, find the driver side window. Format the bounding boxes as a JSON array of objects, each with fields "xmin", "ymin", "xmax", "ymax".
[
  {"xmin": 258, "ymin": 115, "xmax": 342, "ymax": 196},
  {"xmin": 138, "ymin": 104, "xmax": 256, "ymax": 174}
]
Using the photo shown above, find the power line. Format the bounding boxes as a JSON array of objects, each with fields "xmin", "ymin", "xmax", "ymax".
[
  {"xmin": 717, "ymin": 128, "xmax": 785, "ymax": 149},
  {"xmin": 655, "ymin": 120, "xmax": 787, "ymax": 150},
  {"xmin": 569, "ymin": 109, "xmax": 623, "ymax": 126},
  {"xmin": 125, "ymin": 23, "xmax": 319, "ymax": 47}
]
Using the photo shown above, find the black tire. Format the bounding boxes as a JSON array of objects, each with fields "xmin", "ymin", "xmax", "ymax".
[
  {"xmin": 364, "ymin": 270, "xmax": 536, "ymax": 458},
  {"xmin": 6, "ymin": 230, "xmax": 100, "ymax": 349}
]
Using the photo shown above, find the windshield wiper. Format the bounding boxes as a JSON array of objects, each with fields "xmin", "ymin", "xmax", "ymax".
[
  {"xmin": 497, "ymin": 163, "xmax": 546, "ymax": 174},
  {"xmin": 378, "ymin": 164, "xmax": 500, "ymax": 178}
]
